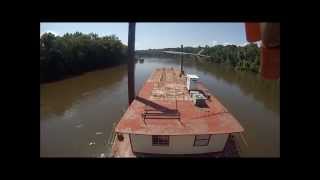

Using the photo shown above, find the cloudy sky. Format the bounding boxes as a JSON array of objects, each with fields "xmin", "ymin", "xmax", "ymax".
[{"xmin": 41, "ymin": 22, "xmax": 257, "ymax": 50}]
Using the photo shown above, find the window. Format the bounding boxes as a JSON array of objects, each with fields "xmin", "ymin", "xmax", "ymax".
[
  {"xmin": 152, "ymin": 135, "xmax": 169, "ymax": 146},
  {"xmin": 194, "ymin": 135, "xmax": 211, "ymax": 146}
]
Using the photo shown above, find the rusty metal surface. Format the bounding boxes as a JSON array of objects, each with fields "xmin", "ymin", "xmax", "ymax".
[{"xmin": 115, "ymin": 68, "xmax": 244, "ymax": 135}]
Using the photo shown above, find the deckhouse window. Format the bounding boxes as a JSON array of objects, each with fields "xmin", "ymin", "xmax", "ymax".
[
  {"xmin": 194, "ymin": 135, "xmax": 211, "ymax": 146},
  {"xmin": 152, "ymin": 135, "xmax": 169, "ymax": 146}
]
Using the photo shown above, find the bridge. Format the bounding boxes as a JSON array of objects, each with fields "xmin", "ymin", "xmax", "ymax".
[
  {"xmin": 127, "ymin": 22, "xmax": 280, "ymax": 105},
  {"xmin": 161, "ymin": 49, "xmax": 211, "ymax": 58}
]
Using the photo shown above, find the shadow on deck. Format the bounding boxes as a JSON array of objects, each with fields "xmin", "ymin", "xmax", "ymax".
[{"xmin": 136, "ymin": 96, "xmax": 177, "ymax": 113}]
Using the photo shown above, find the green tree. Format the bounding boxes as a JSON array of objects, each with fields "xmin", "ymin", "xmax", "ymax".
[{"xmin": 40, "ymin": 32, "xmax": 127, "ymax": 83}]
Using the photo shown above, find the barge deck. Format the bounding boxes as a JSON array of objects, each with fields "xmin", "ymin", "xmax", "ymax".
[{"xmin": 111, "ymin": 68, "xmax": 244, "ymax": 157}]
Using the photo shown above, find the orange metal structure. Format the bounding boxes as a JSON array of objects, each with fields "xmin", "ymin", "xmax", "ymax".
[
  {"xmin": 245, "ymin": 23, "xmax": 261, "ymax": 42},
  {"xmin": 245, "ymin": 22, "xmax": 280, "ymax": 80}
]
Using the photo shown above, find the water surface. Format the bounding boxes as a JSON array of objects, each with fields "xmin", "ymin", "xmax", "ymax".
[{"xmin": 40, "ymin": 57, "xmax": 280, "ymax": 157}]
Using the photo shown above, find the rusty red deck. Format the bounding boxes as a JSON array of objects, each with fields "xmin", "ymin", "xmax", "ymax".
[{"xmin": 115, "ymin": 68, "xmax": 244, "ymax": 135}]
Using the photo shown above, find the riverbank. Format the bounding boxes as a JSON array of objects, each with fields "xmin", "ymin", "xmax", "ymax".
[
  {"xmin": 40, "ymin": 63, "xmax": 127, "ymax": 84},
  {"xmin": 136, "ymin": 43, "xmax": 261, "ymax": 73},
  {"xmin": 40, "ymin": 32, "xmax": 127, "ymax": 84}
]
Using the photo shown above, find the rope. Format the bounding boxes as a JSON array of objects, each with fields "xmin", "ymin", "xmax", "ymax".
[{"xmin": 239, "ymin": 132, "xmax": 249, "ymax": 147}]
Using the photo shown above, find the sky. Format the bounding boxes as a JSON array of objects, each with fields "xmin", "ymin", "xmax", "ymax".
[{"xmin": 40, "ymin": 23, "xmax": 253, "ymax": 50}]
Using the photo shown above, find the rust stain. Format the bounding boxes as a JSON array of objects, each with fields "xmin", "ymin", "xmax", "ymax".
[{"xmin": 115, "ymin": 68, "xmax": 244, "ymax": 135}]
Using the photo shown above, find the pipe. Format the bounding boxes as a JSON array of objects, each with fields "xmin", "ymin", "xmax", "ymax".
[
  {"xmin": 180, "ymin": 44, "xmax": 184, "ymax": 76},
  {"xmin": 128, "ymin": 22, "xmax": 136, "ymax": 105}
]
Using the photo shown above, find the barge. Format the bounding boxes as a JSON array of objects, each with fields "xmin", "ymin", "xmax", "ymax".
[{"xmin": 111, "ymin": 68, "xmax": 244, "ymax": 157}]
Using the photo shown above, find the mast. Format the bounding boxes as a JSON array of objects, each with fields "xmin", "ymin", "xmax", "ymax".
[
  {"xmin": 180, "ymin": 44, "xmax": 184, "ymax": 76},
  {"xmin": 128, "ymin": 22, "xmax": 136, "ymax": 105}
]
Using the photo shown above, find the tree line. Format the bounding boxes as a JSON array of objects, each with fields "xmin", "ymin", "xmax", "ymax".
[
  {"xmin": 136, "ymin": 43, "xmax": 261, "ymax": 73},
  {"xmin": 40, "ymin": 32, "xmax": 261, "ymax": 83},
  {"xmin": 40, "ymin": 32, "xmax": 127, "ymax": 83}
]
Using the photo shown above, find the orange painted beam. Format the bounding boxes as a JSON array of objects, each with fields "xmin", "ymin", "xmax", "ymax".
[{"xmin": 245, "ymin": 23, "xmax": 261, "ymax": 42}]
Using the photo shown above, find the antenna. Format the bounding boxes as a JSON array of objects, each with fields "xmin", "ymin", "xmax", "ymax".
[{"xmin": 180, "ymin": 44, "xmax": 184, "ymax": 76}]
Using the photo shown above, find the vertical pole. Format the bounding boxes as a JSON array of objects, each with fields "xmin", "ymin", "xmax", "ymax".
[
  {"xmin": 180, "ymin": 44, "xmax": 184, "ymax": 76},
  {"xmin": 128, "ymin": 22, "xmax": 136, "ymax": 105}
]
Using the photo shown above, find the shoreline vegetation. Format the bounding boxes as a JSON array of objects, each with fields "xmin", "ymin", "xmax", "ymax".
[
  {"xmin": 41, "ymin": 32, "xmax": 260, "ymax": 84},
  {"xmin": 40, "ymin": 32, "xmax": 128, "ymax": 84},
  {"xmin": 136, "ymin": 43, "xmax": 261, "ymax": 73}
]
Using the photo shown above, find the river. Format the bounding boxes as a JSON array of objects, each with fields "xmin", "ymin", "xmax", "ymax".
[{"xmin": 40, "ymin": 57, "xmax": 280, "ymax": 157}]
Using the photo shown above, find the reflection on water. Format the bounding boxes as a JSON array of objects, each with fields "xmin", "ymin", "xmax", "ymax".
[
  {"xmin": 41, "ymin": 57, "xmax": 279, "ymax": 157},
  {"xmin": 41, "ymin": 65, "xmax": 128, "ymax": 119},
  {"xmin": 193, "ymin": 61, "xmax": 280, "ymax": 114},
  {"xmin": 41, "ymin": 65, "xmax": 129, "ymax": 157}
]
